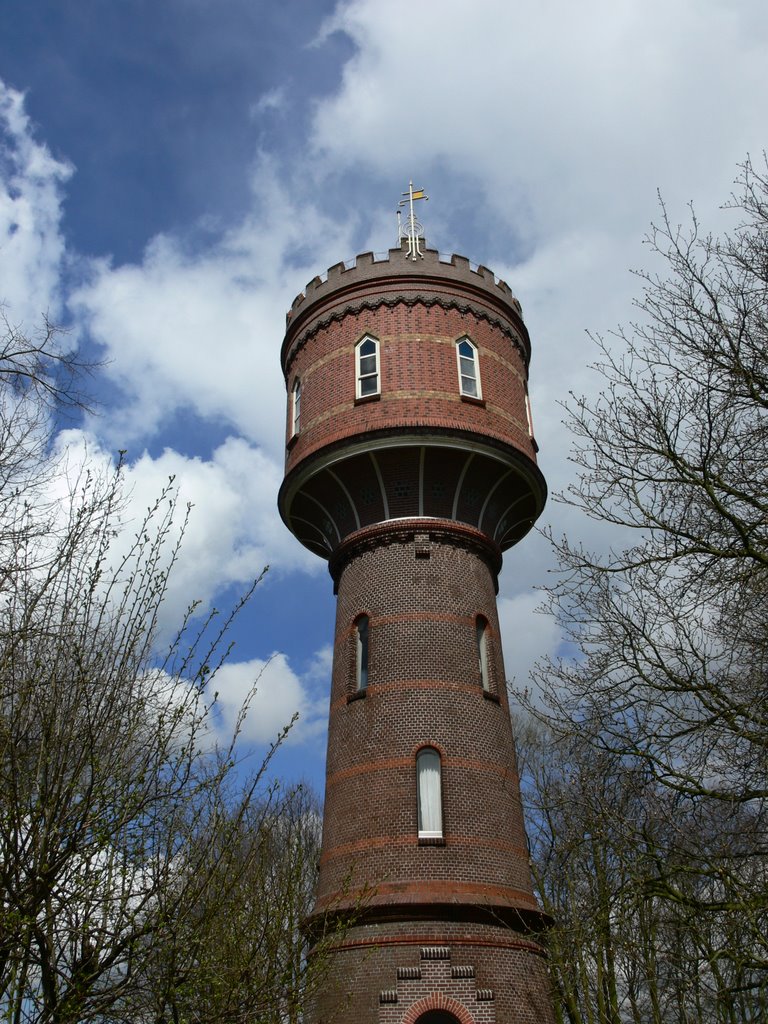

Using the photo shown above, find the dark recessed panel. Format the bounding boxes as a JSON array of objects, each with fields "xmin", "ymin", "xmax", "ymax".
[
  {"xmin": 375, "ymin": 447, "xmax": 421, "ymax": 519},
  {"xmin": 422, "ymin": 447, "xmax": 467, "ymax": 519},
  {"xmin": 288, "ymin": 511, "xmax": 332, "ymax": 558},
  {"xmin": 289, "ymin": 490, "xmax": 339, "ymax": 550},
  {"xmin": 302, "ymin": 471, "xmax": 355, "ymax": 540},
  {"xmin": 495, "ymin": 491, "xmax": 538, "ymax": 548},
  {"xmin": 455, "ymin": 455, "xmax": 503, "ymax": 529},
  {"xmin": 333, "ymin": 452, "xmax": 385, "ymax": 529}
]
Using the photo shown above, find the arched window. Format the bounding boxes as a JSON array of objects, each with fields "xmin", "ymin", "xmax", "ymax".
[
  {"xmin": 456, "ymin": 337, "xmax": 481, "ymax": 398},
  {"xmin": 476, "ymin": 616, "xmax": 490, "ymax": 691},
  {"xmin": 291, "ymin": 377, "xmax": 301, "ymax": 436},
  {"xmin": 417, "ymin": 747, "xmax": 443, "ymax": 839},
  {"xmin": 416, "ymin": 1013, "xmax": 462, "ymax": 1024},
  {"xmin": 355, "ymin": 615, "xmax": 369, "ymax": 690},
  {"xmin": 356, "ymin": 336, "xmax": 380, "ymax": 398}
]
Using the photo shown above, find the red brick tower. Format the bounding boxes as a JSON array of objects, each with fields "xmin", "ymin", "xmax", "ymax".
[{"xmin": 278, "ymin": 231, "xmax": 554, "ymax": 1023}]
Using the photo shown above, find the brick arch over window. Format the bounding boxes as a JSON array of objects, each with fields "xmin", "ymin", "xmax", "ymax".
[{"xmin": 401, "ymin": 995, "xmax": 475, "ymax": 1024}]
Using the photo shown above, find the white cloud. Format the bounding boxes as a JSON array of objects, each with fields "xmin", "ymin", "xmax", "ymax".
[
  {"xmin": 122, "ymin": 435, "xmax": 318, "ymax": 600},
  {"xmin": 308, "ymin": 0, "xmax": 768, "ymax": 684},
  {"xmin": 250, "ymin": 87, "xmax": 287, "ymax": 117},
  {"xmin": 498, "ymin": 590, "xmax": 561, "ymax": 694},
  {"xmin": 212, "ymin": 651, "xmax": 328, "ymax": 746},
  {"xmin": 0, "ymin": 82, "xmax": 72, "ymax": 328},
  {"xmin": 315, "ymin": 0, "xmax": 766, "ymax": 237},
  {"xmin": 13, "ymin": 422, "xmax": 327, "ymax": 754},
  {"xmin": 2, "ymin": 0, "xmax": 765, "ymax": 745},
  {"xmin": 310, "ymin": 0, "xmax": 767, "ymax": 488},
  {"xmin": 71, "ymin": 159, "xmax": 357, "ymax": 455},
  {"xmin": 50, "ymin": 428, "xmax": 318, "ymax": 632}
]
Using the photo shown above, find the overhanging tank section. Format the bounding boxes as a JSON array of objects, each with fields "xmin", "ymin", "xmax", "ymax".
[{"xmin": 277, "ymin": 243, "xmax": 546, "ymax": 566}]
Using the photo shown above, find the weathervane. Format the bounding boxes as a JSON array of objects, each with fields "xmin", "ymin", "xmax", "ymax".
[{"xmin": 397, "ymin": 180, "xmax": 428, "ymax": 260}]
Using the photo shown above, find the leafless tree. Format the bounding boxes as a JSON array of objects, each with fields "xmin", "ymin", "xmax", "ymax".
[
  {"xmin": 517, "ymin": 719, "xmax": 768, "ymax": 1024},
  {"xmin": 518, "ymin": 156, "xmax": 768, "ymax": 1013},
  {"xmin": 134, "ymin": 783, "xmax": 343, "ymax": 1024},
  {"xmin": 0, "ymin": 320, "xmax": 338, "ymax": 1023}
]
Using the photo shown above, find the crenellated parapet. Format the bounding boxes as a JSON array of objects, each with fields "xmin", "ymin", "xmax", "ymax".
[
  {"xmin": 281, "ymin": 242, "xmax": 530, "ymax": 376},
  {"xmin": 287, "ymin": 244, "xmax": 522, "ymax": 321}
]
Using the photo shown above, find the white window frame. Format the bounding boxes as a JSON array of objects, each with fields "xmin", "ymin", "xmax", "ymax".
[
  {"xmin": 356, "ymin": 336, "xmax": 380, "ymax": 399},
  {"xmin": 476, "ymin": 616, "xmax": 490, "ymax": 691},
  {"xmin": 456, "ymin": 337, "xmax": 481, "ymax": 399},
  {"xmin": 417, "ymin": 747, "xmax": 443, "ymax": 839},
  {"xmin": 355, "ymin": 614, "xmax": 369, "ymax": 690},
  {"xmin": 291, "ymin": 377, "xmax": 301, "ymax": 437}
]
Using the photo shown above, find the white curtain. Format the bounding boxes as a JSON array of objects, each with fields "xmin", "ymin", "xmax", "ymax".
[
  {"xmin": 355, "ymin": 616, "xmax": 368, "ymax": 689},
  {"xmin": 477, "ymin": 618, "xmax": 490, "ymax": 691},
  {"xmin": 417, "ymin": 748, "xmax": 442, "ymax": 837}
]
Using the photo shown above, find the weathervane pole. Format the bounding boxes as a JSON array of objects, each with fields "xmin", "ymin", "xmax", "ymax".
[{"xmin": 398, "ymin": 180, "xmax": 428, "ymax": 260}]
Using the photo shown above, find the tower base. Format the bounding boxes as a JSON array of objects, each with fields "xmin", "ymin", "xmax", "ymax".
[{"xmin": 308, "ymin": 919, "xmax": 555, "ymax": 1024}]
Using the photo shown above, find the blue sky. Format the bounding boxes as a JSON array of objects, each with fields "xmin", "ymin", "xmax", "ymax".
[{"xmin": 1, "ymin": 0, "xmax": 766, "ymax": 789}]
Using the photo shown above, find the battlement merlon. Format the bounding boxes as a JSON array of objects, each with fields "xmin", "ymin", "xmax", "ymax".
[{"xmin": 281, "ymin": 243, "xmax": 530, "ymax": 372}]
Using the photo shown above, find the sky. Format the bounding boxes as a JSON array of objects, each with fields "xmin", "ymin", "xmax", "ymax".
[{"xmin": 1, "ymin": 0, "xmax": 766, "ymax": 789}]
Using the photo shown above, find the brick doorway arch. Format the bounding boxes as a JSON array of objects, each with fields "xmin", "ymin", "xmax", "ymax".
[{"xmin": 401, "ymin": 996, "xmax": 475, "ymax": 1024}]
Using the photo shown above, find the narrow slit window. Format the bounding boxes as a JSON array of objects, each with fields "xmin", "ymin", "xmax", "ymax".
[
  {"xmin": 356, "ymin": 336, "xmax": 380, "ymax": 398},
  {"xmin": 417, "ymin": 747, "xmax": 443, "ymax": 839},
  {"xmin": 291, "ymin": 378, "xmax": 301, "ymax": 436},
  {"xmin": 524, "ymin": 385, "xmax": 535, "ymax": 438},
  {"xmin": 476, "ymin": 617, "xmax": 490, "ymax": 691},
  {"xmin": 456, "ymin": 338, "xmax": 481, "ymax": 398},
  {"xmin": 355, "ymin": 615, "xmax": 369, "ymax": 690}
]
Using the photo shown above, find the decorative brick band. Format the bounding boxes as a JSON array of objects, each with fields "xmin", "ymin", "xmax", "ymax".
[
  {"xmin": 283, "ymin": 292, "xmax": 529, "ymax": 376},
  {"xmin": 329, "ymin": 518, "xmax": 502, "ymax": 584},
  {"xmin": 476, "ymin": 989, "xmax": 494, "ymax": 1002},
  {"xmin": 323, "ymin": 752, "xmax": 520, "ymax": 790},
  {"xmin": 369, "ymin": 610, "xmax": 474, "ymax": 628},
  {"xmin": 311, "ymin": 932, "xmax": 548, "ymax": 958},
  {"xmin": 379, "ymin": 990, "xmax": 398, "ymax": 1004},
  {"xmin": 319, "ymin": 833, "xmax": 529, "ymax": 867},
  {"xmin": 295, "ymin": 389, "xmax": 529, "ymax": 442}
]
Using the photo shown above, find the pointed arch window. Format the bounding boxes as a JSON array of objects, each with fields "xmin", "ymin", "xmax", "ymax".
[
  {"xmin": 355, "ymin": 615, "xmax": 369, "ymax": 690},
  {"xmin": 291, "ymin": 377, "xmax": 301, "ymax": 437},
  {"xmin": 456, "ymin": 338, "xmax": 481, "ymax": 398},
  {"xmin": 356, "ymin": 336, "xmax": 380, "ymax": 399},
  {"xmin": 417, "ymin": 747, "xmax": 443, "ymax": 839}
]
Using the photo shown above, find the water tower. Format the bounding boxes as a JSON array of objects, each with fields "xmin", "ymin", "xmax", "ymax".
[{"xmin": 278, "ymin": 186, "xmax": 554, "ymax": 1024}]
